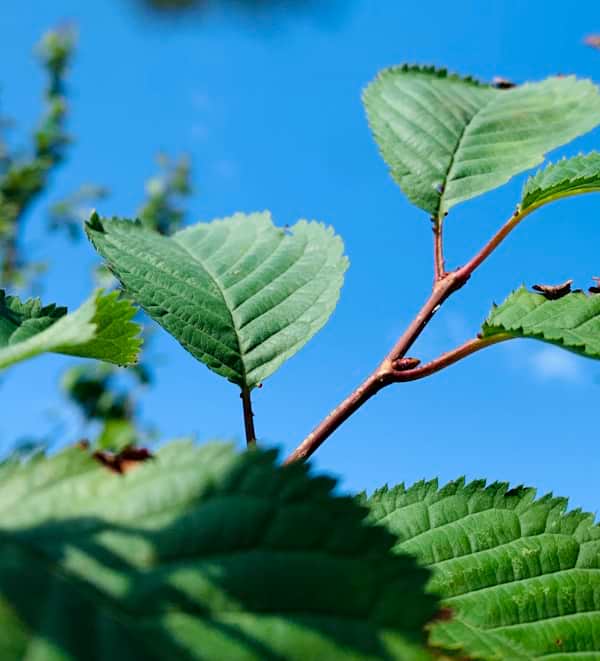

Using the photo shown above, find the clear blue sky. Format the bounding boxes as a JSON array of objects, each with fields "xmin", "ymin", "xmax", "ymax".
[{"xmin": 2, "ymin": 1, "xmax": 600, "ymax": 511}]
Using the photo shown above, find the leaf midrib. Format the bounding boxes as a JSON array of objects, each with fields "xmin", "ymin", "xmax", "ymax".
[
  {"xmin": 438, "ymin": 92, "xmax": 499, "ymax": 217},
  {"xmin": 173, "ymin": 236, "xmax": 248, "ymax": 386}
]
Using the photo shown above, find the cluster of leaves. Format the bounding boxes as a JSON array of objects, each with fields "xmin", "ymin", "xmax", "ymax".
[{"xmin": 4, "ymin": 28, "xmax": 600, "ymax": 661}]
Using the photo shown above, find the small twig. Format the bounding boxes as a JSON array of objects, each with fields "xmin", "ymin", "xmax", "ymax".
[
  {"xmin": 457, "ymin": 211, "xmax": 524, "ymax": 277},
  {"xmin": 284, "ymin": 372, "xmax": 386, "ymax": 463},
  {"xmin": 285, "ymin": 207, "xmax": 537, "ymax": 463},
  {"xmin": 286, "ymin": 201, "xmax": 557, "ymax": 464},
  {"xmin": 241, "ymin": 386, "xmax": 257, "ymax": 447},
  {"xmin": 287, "ymin": 180, "xmax": 600, "ymax": 463},
  {"xmin": 390, "ymin": 333, "xmax": 512, "ymax": 382},
  {"xmin": 286, "ymin": 272, "xmax": 468, "ymax": 464}
]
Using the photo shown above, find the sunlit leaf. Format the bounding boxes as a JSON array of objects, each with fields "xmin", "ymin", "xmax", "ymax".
[
  {"xmin": 363, "ymin": 65, "xmax": 600, "ymax": 218},
  {"xmin": 520, "ymin": 152, "xmax": 600, "ymax": 212},
  {"xmin": 86, "ymin": 212, "xmax": 348, "ymax": 389},
  {"xmin": 0, "ymin": 289, "xmax": 141, "ymax": 370},
  {"xmin": 482, "ymin": 285, "xmax": 600, "ymax": 359},
  {"xmin": 364, "ymin": 478, "xmax": 600, "ymax": 659}
]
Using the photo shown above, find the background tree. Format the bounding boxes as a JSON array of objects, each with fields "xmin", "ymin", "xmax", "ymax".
[{"xmin": 0, "ymin": 29, "xmax": 192, "ymax": 452}]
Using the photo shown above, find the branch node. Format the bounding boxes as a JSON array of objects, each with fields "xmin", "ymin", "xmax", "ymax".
[{"xmin": 392, "ymin": 357, "xmax": 421, "ymax": 372}]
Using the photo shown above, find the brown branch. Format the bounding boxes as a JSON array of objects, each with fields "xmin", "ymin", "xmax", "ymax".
[
  {"xmin": 285, "ymin": 272, "xmax": 467, "ymax": 464},
  {"xmin": 379, "ymin": 270, "xmax": 468, "ymax": 373},
  {"xmin": 285, "ymin": 205, "xmax": 535, "ymax": 464},
  {"xmin": 390, "ymin": 333, "xmax": 512, "ymax": 382},
  {"xmin": 456, "ymin": 207, "xmax": 533, "ymax": 277},
  {"xmin": 241, "ymin": 387, "xmax": 257, "ymax": 447},
  {"xmin": 284, "ymin": 371, "xmax": 387, "ymax": 463}
]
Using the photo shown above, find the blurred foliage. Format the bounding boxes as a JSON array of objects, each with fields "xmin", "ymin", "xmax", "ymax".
[
  {"xmin": 132, "ymin": 0, "xmax": 350, "ymax": 25},
  {"xmin": 49, "ymin": 184, "xmax": 109, "ymax": 239},
  {"xmin": 61, "ymin": 362, "xmax": 150, "ymax": 451},
  {"xmin": 62, "ymin": 153, "xmax": 192, "ymax": 451},
  {"xmin": 142, "ymin": 0, "xmax": 324, "ymax": 13},
  {"xmin": 138, "ymin": 153, "xmax": 191, "ymax": 234},
  {"xmin": 0, "ymin": 28, "xmax": 192, "ymax": 453},
  {"xmin": 0, "ymin": 27, "xmax": 75, "ymax": 287}
]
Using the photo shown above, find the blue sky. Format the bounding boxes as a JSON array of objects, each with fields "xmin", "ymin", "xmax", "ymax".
[{"xmin": 2, "ymin": 0, "xmax": 600, "ymax": 511}]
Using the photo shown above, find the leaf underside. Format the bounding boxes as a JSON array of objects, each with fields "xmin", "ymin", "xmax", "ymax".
[
  {"xmin": 364, "ymin": 478, "xmax": 600, "ymax": 660},
  {"xmin": 86, "ymin": 212, "xmax": 348, "ymax": 389},
  {"xmin": 482, "ymin": 286, "xmax": 600, "ymax": 359},
  {"xmin": 521, "ymin": 151, "xmax": 600, "ymax": 212},
  {"xmin": 0, "ymin": 441, "xmax": 435, "ymax": 660},
  {"xmin": 0, "ymin": 289, "xmax": 141, "ymax": 369},
  {"xmin": 363, "ymin": 65, "xmax": 600, "ymax": 218}
]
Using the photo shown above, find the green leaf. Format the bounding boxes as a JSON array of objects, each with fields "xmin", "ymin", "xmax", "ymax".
[
  {"xmin": 482, "ymin": 285, "xmax": 600, "ymax": 359},
  {"xmin": 86, "ymin": 212, "xmax": 348, "ymax": 389},
  {"xmin": 0, "ymin": 441, "xmax": 435, "ymax": 660},
  {"xmin": 521, "ymin": 152, "xmax": 600, "ymax": 212},
  {"xmin": 364, "ymin": 478, "xmax": 600, "ymax": 660},
  {"xmin": 363, "ymin": 65, "xmax": 600, "ymax": 218},
  {"xmin": 0, "ymin": 289, "xmax": 141, "ymax": 370}
]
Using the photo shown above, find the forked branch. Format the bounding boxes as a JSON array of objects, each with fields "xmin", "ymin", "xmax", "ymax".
[{"xmin": 285, "ymin": 205, "xmax": 533, "ymax": 464}]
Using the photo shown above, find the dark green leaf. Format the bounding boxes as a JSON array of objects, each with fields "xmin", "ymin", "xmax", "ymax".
[{"xmin": 0, "ymin": 441, "xmax": 435, "ymax": 660}]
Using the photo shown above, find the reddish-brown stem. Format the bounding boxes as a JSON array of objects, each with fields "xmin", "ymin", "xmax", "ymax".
[
  {"xmin": 285, "ymin": 206, "xmax": 531, "ymax": 464},
  {"xmin": 457, "ymin": 208, "xmax": 530, "ymax": 277},
  {"xmin": 433, "ymin": 219, "xmax": 446, "ymax": 281},
  {"xmin": 378, "ymin": 270, "xmax": 469, "ymax": 374},
  {"xmin": 391, "ymin": 333, "xmax": 512, "ymax": 383},
  {"xmin": 284, "ymin": 372, "xmax": 388, "ymax": 463},
  {"xmin": 285, "ymin": 272, "xmax": 468, "ymax": 464},
  {"xmin": 241, "ymin": 387, "xmax": 257, "ymax": 447}
]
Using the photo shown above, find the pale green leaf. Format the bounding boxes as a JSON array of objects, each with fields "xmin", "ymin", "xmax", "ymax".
[
  {"xmin": 0, "ymin": 441, "xmax": 435, "ymax": 660},
  {"xmin": 0, "ymin": 289, "xmax": 141, "ymax": 370},
  {"xmin": 521, "ymin": 152, "xmax": 600, "ymax": 212},
  {"xmin": 86, "ymin": 212, "xmax": 348, "ymax": 389},
  {"xmin": 482, "ymin": 285, "xmax": 600, "ymax": 359},
  {"xmin": 364, "ymin": 478, "xmax": 600, "ymax": 660},
  {"xmin": 363, "ymin": 65, "xmax": 600, "ymax": 217}
]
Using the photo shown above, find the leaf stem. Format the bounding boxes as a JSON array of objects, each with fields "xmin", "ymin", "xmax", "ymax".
[
  {"xmin": 241, "ymin": 387, "xmax": 257, "ymax": 447},
  {"xmin": 433, "ymin": 219, "xmax": 446, "ymax": 281}
]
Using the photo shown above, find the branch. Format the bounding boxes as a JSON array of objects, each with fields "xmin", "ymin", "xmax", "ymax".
[
  {"xmin": 457, "ymin": 206, "xmax": 537, "ymax": 277},
  {"xmin": 241, "ymin": 387, "xmax": 257, "ymax": 447},
  {"xmin": 285, "ymin": 272, "xmax": 467, "ymax": 464},
  {"xmin": 390, "ymin": 333, "xmax": 512, "ymax": 382},
  {"xmin": 285, "ymin": 204, "xmax": 538, "ymax": 464}
]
